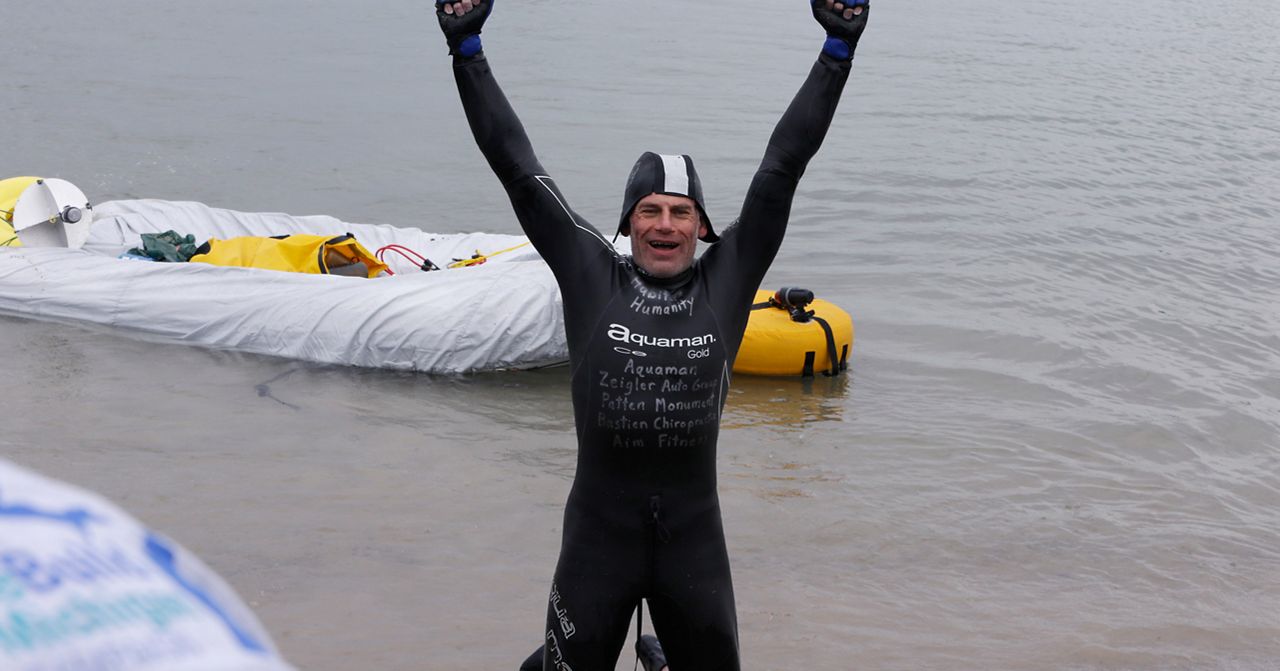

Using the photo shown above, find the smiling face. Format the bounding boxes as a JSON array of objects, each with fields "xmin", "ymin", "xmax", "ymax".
[{"xmin": 626, "ymin": 193, "xmax": 708, "ymax": 278}]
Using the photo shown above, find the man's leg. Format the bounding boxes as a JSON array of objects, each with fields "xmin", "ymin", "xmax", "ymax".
[
  {"xmin": 540, "ymin": 576, "xmax": 635, "ymax": 670},
  {"xmin": 524, "ymin": 632, "xmax": 671, "ymax": 671},
  {"xmin": 647, "ymin": 510, "xmax": 740, "ymax": 671},
  {"xmin": 518, "ymin": 646, "xmax": 544, "ymax": 671},
  {"xmin": 540, "ymin": 506, "xmax": 646, "ymax": 670}
]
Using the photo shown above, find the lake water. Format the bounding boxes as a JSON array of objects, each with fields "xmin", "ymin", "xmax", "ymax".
[{"xmin": 4, "ymin": 0, "xmax": 1279, "ymax": 668}]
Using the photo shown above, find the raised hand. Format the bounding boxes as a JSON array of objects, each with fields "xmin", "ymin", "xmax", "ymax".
[
  {"xmin": 813, "ymin": 0, "xmax": 869, "ymax": 60},
  {"xmin": 436, "ymin": 0, "xmax": 493, "ymax": 57}
]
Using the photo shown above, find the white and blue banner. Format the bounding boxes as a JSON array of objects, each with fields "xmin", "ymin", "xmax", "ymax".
[{"xmin": 0, "ymin": 458, "xmax": 295, "ymax": 671}]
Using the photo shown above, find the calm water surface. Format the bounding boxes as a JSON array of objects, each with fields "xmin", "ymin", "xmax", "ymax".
[{"xmin": 4, "ymin": 0, "xmax": 1279, "ymax": 669}]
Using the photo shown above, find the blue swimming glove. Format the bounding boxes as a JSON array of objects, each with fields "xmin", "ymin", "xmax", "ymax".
[
  {"xmin": 436, "ymin": 0, "xmax": 493, "ymax": 57},
  {"xmin": 812, "ymin": 0, "xmax": 870, "ymax": 61}
]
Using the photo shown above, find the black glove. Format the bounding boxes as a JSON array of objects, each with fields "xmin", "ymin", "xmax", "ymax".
[
  {"xmin": 812, "ymin": 0, "xmax": 870, "ymax": 61},
  {"xmin": 436, "ymin": 0, "xmax": 493, "ymax": 57}
]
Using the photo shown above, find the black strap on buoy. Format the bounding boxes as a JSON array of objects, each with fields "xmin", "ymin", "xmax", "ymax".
[
  {"xmin": 810, "ymin": 315, "xmax": 841, "ymax": 377},
  {"xmin": 753, "ymin": 289, "xmax": 844, "ymax": 378}
]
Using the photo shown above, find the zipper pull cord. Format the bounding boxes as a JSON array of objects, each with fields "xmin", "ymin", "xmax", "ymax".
[{"xmin": 650, "ymin": 497, "xmax": 672, "ymax": 544}]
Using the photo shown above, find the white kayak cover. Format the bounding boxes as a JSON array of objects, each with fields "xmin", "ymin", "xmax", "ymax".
[
  {"xmin": 0, "ymin": 199, "xmax": 581, "ymax": 373},
  {"xmin": 0, "ymin": 457, "xmax": 295, "ymax": 671}
]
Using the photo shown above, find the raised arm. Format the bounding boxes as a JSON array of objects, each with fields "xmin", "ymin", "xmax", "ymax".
[
  {"xmin": 763, "ymin": 0, "xmax": 869, "ymax": 183},
  {"xmin": 436, "ymin": 1, "xmax": 615, "ymax": 275},
  {"xmin": 708, "ymin": 0, "xmax": 870, "ymax": 287},
  {"xmin": 438, "ymin": 0, "xmax": 540, "ymax": 185}
]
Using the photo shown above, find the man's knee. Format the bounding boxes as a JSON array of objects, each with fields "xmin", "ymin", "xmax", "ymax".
[{"xmin": 518, "ymin": 645, "xmax": 544, "ymax": 671}]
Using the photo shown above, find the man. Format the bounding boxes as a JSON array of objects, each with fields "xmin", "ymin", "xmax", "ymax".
[{"xmin": 435, "ymin": 1, "xmax": 869, "ymax": 669}]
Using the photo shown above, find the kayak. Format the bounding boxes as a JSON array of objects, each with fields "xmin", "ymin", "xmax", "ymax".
[{"xmin": 0, "ymin": 199, "xmax": 571, "ymax": 374}]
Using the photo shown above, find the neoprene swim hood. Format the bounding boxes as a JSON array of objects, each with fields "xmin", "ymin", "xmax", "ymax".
[{"xmin": 618, "ymin": 152, "xmax": 718, "ymax": 243}]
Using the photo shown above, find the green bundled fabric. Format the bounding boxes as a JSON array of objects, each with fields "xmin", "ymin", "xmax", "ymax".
[{"xmin": 128, "ymin": 231, "xmax": 200, "ymax": 262}]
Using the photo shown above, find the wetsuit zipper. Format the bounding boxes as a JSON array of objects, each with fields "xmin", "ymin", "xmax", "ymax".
[
  {"xmin": 649, "ymin": 495, "xmax": 671, "ymax": 544},
  {"xmin": 644, "ymin": 494, "xmax": 671, "ymax": 612}
]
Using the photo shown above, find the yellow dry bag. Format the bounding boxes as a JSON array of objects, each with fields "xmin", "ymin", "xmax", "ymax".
[
  {"xmin": 734, "ymin": 288, "xmax": 854, "ymax": 377},
  {"xmin": 190, "ymin": 233, "xmax": 389, "ymax": 277},
  {"xmin": 0, "ymin": 176, "xmax": 41, "ymax": 247}
]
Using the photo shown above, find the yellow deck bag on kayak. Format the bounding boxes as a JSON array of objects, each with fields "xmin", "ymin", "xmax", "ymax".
[
  {"xmin": 1, "ymin": 176, "xmax": 42, "ymax": 247},
  {"xmin": 190, "ymin": 233, "xmax": 389, "ymax": 277}
]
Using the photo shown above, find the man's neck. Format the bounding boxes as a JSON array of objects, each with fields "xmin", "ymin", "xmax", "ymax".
[{"xmin": 631, "ymin": 259, "xmax": 695, "ymax": 289}]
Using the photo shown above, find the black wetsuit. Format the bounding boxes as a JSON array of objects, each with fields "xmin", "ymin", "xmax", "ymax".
[{"xmin": 452, "ymin": 50, "xmax": 851, "ymax": 671}]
